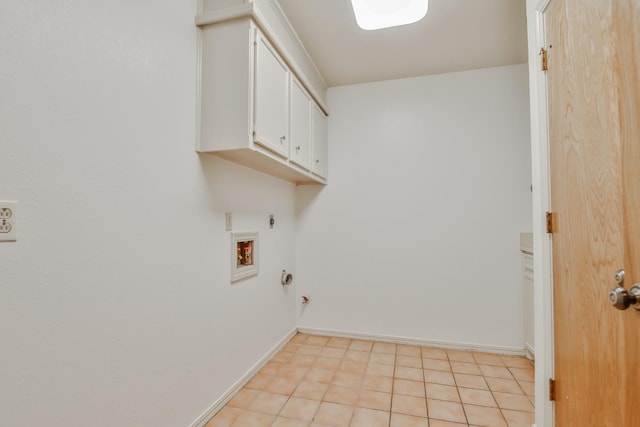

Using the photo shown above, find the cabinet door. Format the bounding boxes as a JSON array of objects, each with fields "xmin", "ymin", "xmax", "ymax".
[
  {"xmin": 254, "ymin": 31, "xmax": 289, "ymax": 157},
  {"xmin": 311, "ymin": 104, "xmax": 328, "ymax": 179},
  {"xmin": 289, "ymin": 77, "xmax": 312, "ymax": 170}
]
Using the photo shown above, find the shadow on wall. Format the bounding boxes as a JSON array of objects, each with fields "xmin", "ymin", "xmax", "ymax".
[
  {"xmin": 295, "ymin": 182, "xmax": 325, "ymax": 218},
  {"xmin": 197, "ymin": 154, "xmax": 298, "ymax": 216}
]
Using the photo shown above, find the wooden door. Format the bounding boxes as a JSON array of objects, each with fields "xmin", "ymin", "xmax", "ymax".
[{"xmin": 546, "ymin": 0, "xmax": 640, "ymax": 425}]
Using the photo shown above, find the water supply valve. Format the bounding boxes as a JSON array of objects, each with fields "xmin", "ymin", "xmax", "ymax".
[{"xmin": 281, "ymin": 270, "xmax": 293, "ymax": 286}]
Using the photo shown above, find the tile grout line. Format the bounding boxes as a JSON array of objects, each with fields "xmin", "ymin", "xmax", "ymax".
[
  {"xmin": 460, "ymin": 352, "xmax": 532, "ymax": 424},
  {"xmin": 283, "ymin": 342, "xmax": 320, "ymax": 426},
  {"xmin": 476, "ymin": 352, "xmax": 500, "ymax": 426},
  {"xmin": 484, "ymin": 378, "xmax": 510, "ymax": 426},
  {"xmin": 274, "ymin": 335, "xmax": 320, "ymax": 426},
  {"xmin": 477, "ymin": 353, "xmax": 508, "ymax": 427},
  {"xmin": 387, "ymin": 344, "xmax": 396, "ymax": 427},
  {"xmin": 420, "ymin": 347, "xmax": 429, "ymax": 423},
  {"xmin": 450, "ymin": 351, "xmax": 470, "ymax": 426},
  {"xmin": 349, "ymin": 341, "xmax": 368, "ymax": 427},
  {"xmin": 320, "ymin": 336, "xmax": 344, "ymax": 426}
]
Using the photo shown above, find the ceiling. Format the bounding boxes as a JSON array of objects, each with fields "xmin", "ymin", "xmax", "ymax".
[{"xmin": 277, "ymin": 0, "xmax": 528, "ymax": 87}]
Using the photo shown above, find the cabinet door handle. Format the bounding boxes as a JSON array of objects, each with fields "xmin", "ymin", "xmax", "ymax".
[
  {"xmin": 280, "ymin": 136, "xmax": 286, "ymax": 143},
  {"xmin": 315, "ymin": 159, "xmax": 320, "ymax": 164},
  {"xmin": 295, "ymin": 146, "xmax": 301, "ymax": 151}
]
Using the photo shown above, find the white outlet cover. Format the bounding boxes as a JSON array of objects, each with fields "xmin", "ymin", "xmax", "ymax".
[{"xmin": 0, "ymin": 201, "xmax": 18, "ymax": 242}]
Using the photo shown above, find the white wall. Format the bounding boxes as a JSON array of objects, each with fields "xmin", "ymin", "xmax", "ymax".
[
  {"xmin": 296, "ymin": 64, "xmax": 532, "ymax": 351},
  {"xmin": 0, "ymin": 1, "xmax": 297, "ymax": 425}
]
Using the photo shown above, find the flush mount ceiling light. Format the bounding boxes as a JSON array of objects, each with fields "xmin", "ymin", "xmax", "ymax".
[{"xmin": 350, "ymin": 0, "xmax": 429, "ymax": 31}]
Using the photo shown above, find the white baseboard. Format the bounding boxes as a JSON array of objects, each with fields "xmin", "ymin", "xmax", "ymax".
[
  {"xmin": 525, "ymin": 343, "xmax": 535, "ymax": 360},
  {"xmin": 297, "ymin": 327, "xmax": 525, "ymax": 356},
  {"xmin": 189, "ymin": 327, "xmax": 298, "ymax": 427}
]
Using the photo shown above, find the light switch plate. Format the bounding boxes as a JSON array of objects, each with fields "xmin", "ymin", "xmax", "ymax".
[
  {"xmin": 225, "ymin": 212, "xmax": 232, "ymax": 231},
  {"xmin": 0, "ymin": 200, "xmax": 18, "ymax": 242}
]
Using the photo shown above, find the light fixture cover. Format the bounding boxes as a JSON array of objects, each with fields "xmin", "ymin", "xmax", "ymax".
[{"xmin": 350, "ymin": 0, "xmax": 429, "ymax": 30}]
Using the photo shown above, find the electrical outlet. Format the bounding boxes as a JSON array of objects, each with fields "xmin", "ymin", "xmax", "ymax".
[
  {"xmin": 0, "ymin": 207, "xmax": 12, "ymax": 219},
  {"xmin": 0, "ymin": 220, "xmax": 11, "ymax": 233},
  {"xmin": 0, "ymin": 201, "xmax": 17, "ymax": 242}
]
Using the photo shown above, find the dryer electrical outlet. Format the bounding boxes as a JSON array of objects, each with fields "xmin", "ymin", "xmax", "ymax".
[{"xmin": 0, "ymin": 201, "xmax": 18, "ymax": 241}]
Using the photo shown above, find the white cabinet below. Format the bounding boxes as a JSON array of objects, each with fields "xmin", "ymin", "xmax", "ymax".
[{"xmin": 197, "ymin": 16, "xmax": 328, "ymax": 185}]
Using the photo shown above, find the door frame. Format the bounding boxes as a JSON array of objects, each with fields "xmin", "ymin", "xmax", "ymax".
[{"xmin": 525, "ymin": 0, "xmax": 554, "ymax": 426}]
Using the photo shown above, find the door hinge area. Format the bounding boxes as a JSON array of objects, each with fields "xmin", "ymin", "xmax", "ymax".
[
  {"xmin": 549, "ymin": 378, "xmax": 556, "ymax": 401},
  {"xmin": 540, "ymin": 47, "xmax": 548, "ymax": 71},
  {"xmin": 546, "ymin": 211, "xmax": 555, "ymax": 234}
]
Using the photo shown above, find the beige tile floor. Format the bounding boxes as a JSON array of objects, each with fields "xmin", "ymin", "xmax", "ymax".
[{"xmin": 206, "ymin": 333, "xmax": 535, "ymax": 427}]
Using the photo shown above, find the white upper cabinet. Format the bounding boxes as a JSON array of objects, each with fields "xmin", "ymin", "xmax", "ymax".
[
  {"xmin": 196, "ymin": 5, "xmax": 329, "ymax": 185},
  {"xmin": 311, "ymin": 103, "xmax": 328, "ymax": 179},
  {"xmin": 254, "ymin": 32, "xmax": 289, "ymax": 158},
  {"xmin": 289, "ymin": 77, "xmax": 312, "ymax": 170}
]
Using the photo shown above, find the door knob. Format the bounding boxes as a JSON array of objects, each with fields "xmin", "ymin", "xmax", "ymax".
[{"xmin": 609, "ymin": 269, "xmax": 640, "ymax": 311}]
